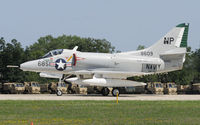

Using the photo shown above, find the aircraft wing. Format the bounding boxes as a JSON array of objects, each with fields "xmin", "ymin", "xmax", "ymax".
[
  {"xmin": 39, "ymin": 69, "xmax": 153, "ymax": 79},
  {"xmin": 69, "ymin": 69, "xmax": 153, "ymax": 79}
]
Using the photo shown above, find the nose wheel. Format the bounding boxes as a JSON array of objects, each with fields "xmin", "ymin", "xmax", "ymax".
[
  {"xmin": 57, "ymin": 90, "xmax": 62, "ymax": 96},
  {"xmin": 112, "ymin": 88, "xmax": 120, "ymax": 96}
]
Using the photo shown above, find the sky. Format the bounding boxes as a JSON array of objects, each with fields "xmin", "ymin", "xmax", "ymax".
[{"xmin": 0, "ymin": 0, "xmax": 199, "ymax": 51}]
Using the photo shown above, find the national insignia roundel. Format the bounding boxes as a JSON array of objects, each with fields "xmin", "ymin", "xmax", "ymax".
[{"xmin": 55, "ymin": 58, "xmax": 66, "ymax": 71}]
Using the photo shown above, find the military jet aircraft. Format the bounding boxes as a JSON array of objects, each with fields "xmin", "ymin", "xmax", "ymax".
[{"xmin": 19, "ymin": 23, "xmax": 189, "ymax": 96}]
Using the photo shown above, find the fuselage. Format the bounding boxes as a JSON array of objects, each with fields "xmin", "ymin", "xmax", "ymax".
[{"xmin": 20, "ymin": 49, "xmax": 165, "ymax": 75}]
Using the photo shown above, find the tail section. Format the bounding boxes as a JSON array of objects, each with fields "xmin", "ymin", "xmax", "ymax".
[
  {"xmin": 146, "ymin": 23, "xmax": 189, "ymax": 57},
  {"xmin": 121, "ymin": 23, "xmax": 189, "ymax": 57},
  {"xmin": 120, "ymin": 23, "xmax": 189, "ymax": 72},
  {"xmin": 157, "ymin": 23, "xmax": 189, "ymax": 71}
]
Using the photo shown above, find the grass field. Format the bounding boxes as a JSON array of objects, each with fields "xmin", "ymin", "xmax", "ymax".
[{"xmin": 0, "ymin": 101, "xmax": 200, "ymax": 125}]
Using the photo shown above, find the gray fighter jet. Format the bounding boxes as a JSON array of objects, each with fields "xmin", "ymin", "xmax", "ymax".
[{"xmin": 19, "ymin": 23, "xmax": 189, "ymax": 96}]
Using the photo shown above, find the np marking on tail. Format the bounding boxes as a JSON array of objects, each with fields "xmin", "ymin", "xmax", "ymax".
[{"xmin": 164, "ymin": 37, "xmax": 174, "ymax": 45}]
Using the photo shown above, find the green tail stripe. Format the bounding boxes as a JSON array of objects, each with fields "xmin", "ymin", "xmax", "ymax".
[{"xmin": 176, "ymin": 23, "xmax": 189, "ymax": 47}]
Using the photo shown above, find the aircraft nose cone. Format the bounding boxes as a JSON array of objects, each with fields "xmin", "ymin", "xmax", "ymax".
[
  {"xmin": 20, "ymin": 62, "xmax": 30, "ymax": 71},
  {"xmin": 20, "ymin": 61, "xmax": 36, "ymax": 71}
]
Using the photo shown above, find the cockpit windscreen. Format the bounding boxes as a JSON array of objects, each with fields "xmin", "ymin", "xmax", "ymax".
[{"xmin": 42, "ymin": 49, "xmax": 63, "ymax": 58}]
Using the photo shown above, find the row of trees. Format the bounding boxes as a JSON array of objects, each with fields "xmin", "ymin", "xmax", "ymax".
[{"xmin": 0, "ymin": 35, "xmax": 200, "ymax": 85}]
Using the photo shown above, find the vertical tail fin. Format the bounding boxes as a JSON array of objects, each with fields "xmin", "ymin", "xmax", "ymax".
[
  {"xmin": 121, "ymin": 23, "xmax": 189, "ymax": 57},
  {"xmin": 145, "ymin": 23, "xmax": 189, "ymax": 57}
]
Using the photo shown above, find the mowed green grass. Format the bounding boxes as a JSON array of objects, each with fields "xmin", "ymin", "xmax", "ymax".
[{"xmin": 0, "ymin": 101, "xmax": 200, "ymax": 125}]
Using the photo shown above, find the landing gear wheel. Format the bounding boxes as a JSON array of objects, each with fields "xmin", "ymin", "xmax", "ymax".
[
  {"xmin": 102, "ymin": 87, "xmax": 110, "ymax": 96},
  {"xmin": 112, "ymin": 88, "xmax": 120, "ymax": 96},
  {"xmin": 57, "ymin": 90, "xmax": 62, "ymax": 96}
]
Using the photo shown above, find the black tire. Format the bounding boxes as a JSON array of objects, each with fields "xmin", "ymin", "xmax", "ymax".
[
  {"xmin": 56, "ymin": 90, "xmax": 62, "ymax": 96},
  {"xmin": 101, "ymin": 87, "xmax": 109, "ymax": 96},
  {"xmin": 112, "ymin": 88, "xmax": 120, "ymax": 96}
]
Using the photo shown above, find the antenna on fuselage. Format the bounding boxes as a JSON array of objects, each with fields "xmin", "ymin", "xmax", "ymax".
[{"xmin": 73, "ymin": 46, "xmax": 78, "ymax": 51}]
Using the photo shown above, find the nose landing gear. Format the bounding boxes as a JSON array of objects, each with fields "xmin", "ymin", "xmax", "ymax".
[{"xmin": 56, "ymin": 90, "xmax": 62, "ymax": 96}]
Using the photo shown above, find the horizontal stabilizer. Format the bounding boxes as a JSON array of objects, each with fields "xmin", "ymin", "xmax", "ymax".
[{"xmin": 160, "ymin": 48, "xmax": 186, "ymax": 55}]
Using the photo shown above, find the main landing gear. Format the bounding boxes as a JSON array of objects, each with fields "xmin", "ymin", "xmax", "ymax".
[
  {"xmin": 101, "ymin": 87, "xmax": 120, "ymax": 96},
  {"xmin": 101, "ymin": 87, "xmax": 110, "ymax": 96},
  {"xmin": 112, "ymin": 88, "xmax": 120, "ymax": 96}
]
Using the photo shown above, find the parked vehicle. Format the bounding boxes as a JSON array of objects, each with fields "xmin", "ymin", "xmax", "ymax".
[
  {"xmin": 24, "ymin": 82, "xmax": 40, "ymax": 94},
  {"xmin": 2, "ymin": 83, "xmax": 25, "ymax": 94},
  {"xmin": 163, "ymin": 82, "xmax": 177, "ymax": 95},
  {"xmin": 67, "ymin": 83, "xmax": 80, "ymax": 94},
  {"xmin": 192, "ymin": 83, "xmax": 200, "ymax": 94},
  {"xmin": 40, "ymin": 84, "xmax": 49, "ymax": 93},
  {"xmin": 48, "ymin": 82, "xmax": 68, "ymax": 94},
  {"xmin": 79, "ymin": 86, "xmax": 87, "ymax": 94},
  {"xmin": 177, "ymin": 85, "xmax": 192, "ymax": 94},
  {"xmin": 145, "ymin": 82, "xmax": 164, "ymax": 94}
]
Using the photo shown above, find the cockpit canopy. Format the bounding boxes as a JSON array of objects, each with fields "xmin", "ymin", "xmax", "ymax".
[{"xmin": 42, "ymin": 49, "xmax": 63, "ymax": 58}]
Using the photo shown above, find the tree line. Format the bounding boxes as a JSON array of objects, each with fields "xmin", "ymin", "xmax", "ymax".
[{"xmin": 0, "ymin": 35, "xmax": 200, "ymax": 85}]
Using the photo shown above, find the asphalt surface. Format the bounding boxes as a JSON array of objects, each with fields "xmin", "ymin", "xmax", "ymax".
[{"xmin": 0, "ymin": 94, "xmax": 200, "ymax": 100}]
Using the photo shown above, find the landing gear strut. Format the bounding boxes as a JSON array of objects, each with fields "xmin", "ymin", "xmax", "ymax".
[
  {"xmin": 101, "ymin": 87, "xmax": 110, "ymax": 96},
  {"xmin": 112, "ymin": 88, "xmax": 120, "ymax": 96},
  {"xmin": 57, "ymin": 90, "xmax": 62, "ymax": 96}
]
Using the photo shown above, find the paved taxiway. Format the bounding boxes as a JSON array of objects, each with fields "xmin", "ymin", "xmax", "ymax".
[{"xmin": 0, "ymin": 94, "xmax": 200, "ymax": 100}]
